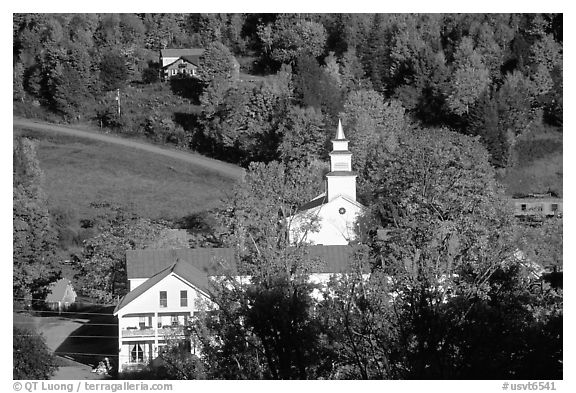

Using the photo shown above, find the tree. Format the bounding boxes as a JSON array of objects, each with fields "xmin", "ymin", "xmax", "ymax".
[
  {"xmin": 13, "ymin": 327, "xmax": 58, "ymax": 379},
  {"xmin": 13, "ymin": 138, "xmax": 61, "ymax": 303},
  {"xmin": 265, "ymin": 15, "xmax": 327, "ymax": 65},
  {"xmin": 155, "ymin": 340, "xmax": 206, "ymax": 379},
  {"xmin": 277, "ymin": 105, "xmax": 326, "ymax": 164},
  {"xmin": 100, "ymin": 52, "xmax": 128, "ymax": 91},
  {"xmin": 75, "ymin": 204, "xmax": 174, "ymax": 303},
  {"xmin": 339, "ymin": 48, "xmax": 371, "ymax": 93},
  {"xmin": 497, "ymin": 70, "xmax": 536, "ymax": 136},
  {"xmin": 199, "ymin": 67, "xmax": 292, "ymax": 164},
  {"xmin": 515, "ymin": 217, "xmax": 562, "ymax": 272},
  {"xmin": 13, "ymin": 61, "xmax": 25, "ymax": 101},
  {"xmin": 320, "ymin": 127, "xmax": 562, "ymax": 379},
  {"xmin": 293, "ymin": 54, "xmax": 343, "ymax": 120},
  {"xmin": 191, "ymin": 162, "xmax": 331, "ymax": 379},
  {"xmin": 340, "ymin": 89, "xmax": 409, "ymax": 187},
  {"xmin": 447, "ymin": 37, "xmax": 491, "ymax": 116},
  {"xmin": 199, "ymin": 42, "xmax": 238, "ymax": 83}
]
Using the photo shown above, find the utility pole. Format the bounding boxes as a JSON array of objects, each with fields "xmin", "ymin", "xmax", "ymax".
[{"xmin": 116, "ymin": 88, "xmax": 121, "ymax": 116}]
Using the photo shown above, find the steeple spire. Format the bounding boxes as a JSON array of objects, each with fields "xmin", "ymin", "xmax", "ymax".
[{"xmin": 335, "ymin": 118, "xmax": 346, "ymax": 140}]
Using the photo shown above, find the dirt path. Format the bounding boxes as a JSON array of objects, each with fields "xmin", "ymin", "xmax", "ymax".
[{"xmin": 13, "ymin": 117, "xmax": 245, "ymax": 181}]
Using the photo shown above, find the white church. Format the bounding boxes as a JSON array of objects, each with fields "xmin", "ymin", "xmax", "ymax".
[
  {"xmin": 288, "ymin": 119, "xmax": 366, "ymax": 245},
  {"xmin": 113, "ymin": 121, "xmax": 366, "ymax": 373}
]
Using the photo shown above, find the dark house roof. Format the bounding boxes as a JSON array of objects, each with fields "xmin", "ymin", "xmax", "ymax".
[
  {"xmin": 117, "ymin": 245, "xmax": 364, "ymax": 313},
  {"xmin": 181, "ymin": 55, "xmax": 201, "ymax": 66},
  {"xmin": 127, "ymin": 248, "xmax": 237, "ymax": 279},
  {"xmin": 114, "ymin": 261, "xmax": 210, "ymax": 314},
  {"xmin": 162, "ymin": 56, "xmax": 201, "ymax": 69},
  {"xmin": 126, "ymin": 246, "xmax": 359, "ymax": 279},
  {"xmin": 160, "ymin": 48, "xmax": 204, "ymax": 58}
]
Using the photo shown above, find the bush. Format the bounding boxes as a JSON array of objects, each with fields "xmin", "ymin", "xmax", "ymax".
[{"xmin": 13, "ymin": 326, "xmax": 58, "ymax": 379}]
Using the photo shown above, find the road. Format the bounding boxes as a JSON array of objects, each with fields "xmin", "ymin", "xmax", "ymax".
[{"xmin": 13, "ymin": 117, "xmax": 245, "ymax": 181}]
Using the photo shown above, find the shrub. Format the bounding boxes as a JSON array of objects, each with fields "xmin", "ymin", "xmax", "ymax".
[{"xmin": 13, "ymin": 326, "xmax": 58, "ymax": 379}]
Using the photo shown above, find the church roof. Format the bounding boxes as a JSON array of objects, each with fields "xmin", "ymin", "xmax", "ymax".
[{"xmin": 296, "ymin": 193, "xmax": 328, "ymax": 212}]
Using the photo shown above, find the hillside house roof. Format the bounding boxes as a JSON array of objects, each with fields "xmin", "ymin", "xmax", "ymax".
[
  {"xmin": 160, "ymin": 48, "xmax": 204, "ymax": 58},
  {"xmin": 161, "ymin": 56, "xmax": 201, "ymax": 69}
]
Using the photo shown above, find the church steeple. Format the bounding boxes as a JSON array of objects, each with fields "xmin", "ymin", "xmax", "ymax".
[
  {"xmin": 326, "ymin": 120, "xmax": 357, "ymax": 202},
  {"xmin": 335, "ymin": 119, "xmax": 346, "ymax": 140}
]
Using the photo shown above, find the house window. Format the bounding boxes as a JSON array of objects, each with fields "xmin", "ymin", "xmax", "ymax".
[
  {"xmin": 130, "ymin": 343, "xmax": 144, "ymax": 363},
  {"xmin": 139, "ymin": 316, "xmax": 146, "ymax": 329},
  {"xmin": 159, "ymin": 291, "xmax": 167, "ymax": 308},
  {"xmin": 171, "ymin": 315, "xmax": 179, "ymax": 326},
  {"xmin": 551, "ymin": 203, "xmax": 559, "ymax": 212},
  {"xmin": 521, "ymin": 204, "xmax": 527, "ymax": 211},
  {"xmin": 180, "ymin": 290, "xmax": 188, "ymax": 307}
]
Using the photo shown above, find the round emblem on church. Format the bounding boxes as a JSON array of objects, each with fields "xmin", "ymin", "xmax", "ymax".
[{"xmin": 339, "ymin": 207, "xmax": 346, "ymax": 215}]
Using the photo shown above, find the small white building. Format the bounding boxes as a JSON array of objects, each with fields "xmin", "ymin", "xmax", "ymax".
[{"xmin": 45, "ymin": 278, "xmax": 77, "ymax": 313}]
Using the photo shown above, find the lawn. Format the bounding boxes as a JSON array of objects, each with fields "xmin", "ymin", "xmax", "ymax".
[{"xmin": 14, "ymin": 127, "xmax": 235, "ymax": 221}]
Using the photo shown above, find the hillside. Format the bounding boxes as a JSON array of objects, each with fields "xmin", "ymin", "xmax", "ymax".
[
  {"xmin": 498, "ymin": 126, "xmax": 563, "ymax": 197},
  {"xmin": 14, "ymin": 126, "xmax": 235, "ymax": 221}
]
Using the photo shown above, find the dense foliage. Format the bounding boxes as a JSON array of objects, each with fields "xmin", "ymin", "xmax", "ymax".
[
  {"xmin": 13, "ymin": 326, "xmax": 58, "ymax": 379},
  {"xmin": 13, "ymin": 13, "xmax": 562, "ymax": 178},
  {"xmin": 73, "ymin": 203, "xmax": 188, "ymax": 302},
  {"xmin": 13, "ymin": 138, "xmax": 61, "ymax": 304},
  {"xmin": 186, "ymin": 137, "xmax": 562, "ymax": 379}
]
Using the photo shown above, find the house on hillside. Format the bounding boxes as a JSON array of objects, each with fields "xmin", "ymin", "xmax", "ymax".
[
  {"xmin": 159, "ymin": 48, "xmax": 204, "ymax": 80},
  {"xmin": 45, "ymin": 278, "xmax": 77, "ymax": 313},
  {"xmin": 512, "ymin": 194, "xmax": 563, "ymax": 218},
  {"xmin": 113, "ymin": 120, "xmax": 368, "ymax": 373}
]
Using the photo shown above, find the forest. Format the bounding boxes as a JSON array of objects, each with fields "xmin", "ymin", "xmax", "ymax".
[
  {"xmin": 13, "ymin": 13, "xmax": 563, "ymax": 380},
  {"xmin": 13, "ymin": 14, "xmax": 562, "ymax": 183}
]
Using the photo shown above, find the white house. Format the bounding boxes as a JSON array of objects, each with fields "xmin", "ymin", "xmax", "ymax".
[
  {"xmin": 113, "ymin": 245, "xmax": 361, "ymax": 373},
  {"xmin": 289, "ymin": 120, "xmax": 366, "ymax": 245},
  {"xmin": 159, "ymin": 48, "xmax": 204, "ymax": 81}
]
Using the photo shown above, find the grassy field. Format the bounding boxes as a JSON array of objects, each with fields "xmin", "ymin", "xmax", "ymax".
[
  {"xmin": 14, "ymin": 127, "xmax": 235, "ymax": 221},
  {"xmin": 498, "ymin": 126, "xmax": 563, "ymax": 197}
]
